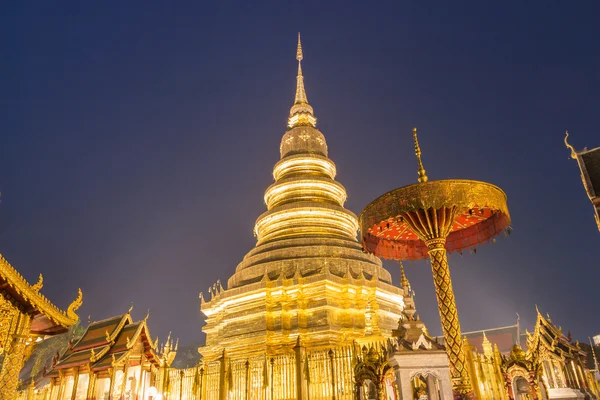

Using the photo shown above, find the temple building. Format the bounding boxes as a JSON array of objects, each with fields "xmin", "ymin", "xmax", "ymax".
[
  {"xmin": 17, "ymin": 308, "xmax": 179, "ymax": 400},
  {"xmin": 456, "ymin": 308, "xmax": 599, "ymax": 400},
  {"xmin": 0, "ymin": 254, "xmax": 82, "ymax": 399},
  {"xmin": 198, "ymin": 34, "xmax": 405, "ymax": 400},
  {"xmin": 564, "ymin": 131, "xmax": 600, "ymax": 231}
]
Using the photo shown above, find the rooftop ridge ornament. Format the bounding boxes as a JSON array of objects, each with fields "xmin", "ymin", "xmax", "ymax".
[
  {"xmin": 295, "ymin": 33, "xmax": 305, "ymax": 103},
  {"xmin": 413, "ymin": 127, "xmax": 428, "ymax": 183},
  {"xmin": 564, "ymin": 130, "xmax": 577, "ymax": 159},
  {"xmin": 288, "ymin": 33, "xmax": 316, "ymax": 128}
]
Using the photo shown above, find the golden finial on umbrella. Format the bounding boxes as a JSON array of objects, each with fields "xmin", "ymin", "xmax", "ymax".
[{"xmin": 413, "ymin": 128, "xmax": 428, "ymax": 183}]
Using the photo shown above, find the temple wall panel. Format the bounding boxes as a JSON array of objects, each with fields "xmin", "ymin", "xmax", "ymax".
[{"xmin": 95, "ymin": 376, "xmax": 110, "ymax": 399}]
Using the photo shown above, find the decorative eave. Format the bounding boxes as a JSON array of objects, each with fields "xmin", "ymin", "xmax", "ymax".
[
  {"xmin": 131, "ymin": 318, "xmax": 161, "ymax": 366},
  {"xmin": 0, "ymin": 254, "xmax": 82, "ymax": 334},
  {"xmin": 90, "ymin": 351, "xmax": 129, "ymax": 371},
  {"xmin": 102, "ymin": 318, "xmax": 161, "ymax": 368},
  {"xmin": 52, "ymin": 345, "xmax": 110, "ymax": 370}
]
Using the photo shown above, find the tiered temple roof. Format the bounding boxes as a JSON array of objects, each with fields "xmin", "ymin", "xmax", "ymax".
[{"xmin": 525, "ymin": 307, "xmax": 588, "ymax": 361}]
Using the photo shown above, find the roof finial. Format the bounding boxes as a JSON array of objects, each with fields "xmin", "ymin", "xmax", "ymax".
[
  {"xmin": 288, "ymin": 33, "xmax": 316, "ymax": 128},
  {"xmin": 294, "ymin": 33, "xmax": 307, "ymax": 105},
  {"xmin": 413, "ymin": 128, "xmax": 428, "ymax": 183},
  {"xmin": 398, "ymin": 261, "xmax": 409, "ymax": 288},
  {"xmin": 297, "ymin": 32, "xmax": 303, "ymax": 62},
  {"xmin": 564, "ymin": 130, "xmax": 577, "ymax": 159}
]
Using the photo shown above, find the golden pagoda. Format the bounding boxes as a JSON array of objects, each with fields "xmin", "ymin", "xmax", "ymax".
[{"xmin": 199, "ymin": 34, "xmax": 404, "ymax": 400}]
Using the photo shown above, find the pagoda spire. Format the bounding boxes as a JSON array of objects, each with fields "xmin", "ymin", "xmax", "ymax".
[
  {"xmin": 288, "ymin": 33, "xmax": 316, "ymax": 128},
  {"xmin": 295, "ymin": 33, "xmax": 307, "ymax": 105},
  {"xmin": 398, "ymin": 261, "xmax": 417, "ymax": 320},
  {"xmin": 399, "ymin": 261, "xmax": 410, "ymax": 289}
]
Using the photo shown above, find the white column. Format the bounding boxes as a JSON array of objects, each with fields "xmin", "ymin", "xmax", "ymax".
[
  {"xmin": 427, "ymin": 374, "xmax": 439, "ymax": 400},
  {"xmin": 437, "ymin": 369, "xmax": 452, "ymax": 400},
  {"xmin": 398, "ymin": 370, "xmax": 413, "ymax": 400}
]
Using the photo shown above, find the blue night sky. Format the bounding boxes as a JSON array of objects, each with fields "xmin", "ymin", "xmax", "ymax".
[{"xmin": 1, "ymin": 1, "xmax": 599, "ymax": 345}]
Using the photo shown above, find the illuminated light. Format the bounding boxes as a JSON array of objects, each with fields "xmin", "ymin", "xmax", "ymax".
[
  {"xmin": 264, "ymin": 179, "xmax": 347, "ymax": 209},
  {"xmin": 287, "ymin": 113, "xmax": 317, "ymax": 128},
  {"xmin": 202, "ymin": 292, "xmax": 267, "ymax": 317},
  {"xmin": 273, "ymin": 156, "xmax": 336, "ymax": 180},
  {"xmin": 375, "ymin": 289, "xmax": 405, "ymax": 306},
  {"xmin": 254, "ymin": 207, "xmax": 359, "ymax": 243}
]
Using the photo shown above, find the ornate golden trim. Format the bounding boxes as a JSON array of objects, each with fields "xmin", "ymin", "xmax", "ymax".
[
  {"xmin": 0, "ymin": 255, "xmax": 80, "ymax": 327},
  {"xmin": 361, "ymin": 179, "xmax": 509, "ymax": 226}
]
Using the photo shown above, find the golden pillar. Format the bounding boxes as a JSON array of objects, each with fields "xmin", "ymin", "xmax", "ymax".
[
  {"xmin": 0, "ymin": 309, "xmax": 32, "ymax": 399},
  {"xmin": 428, "ymin": 243, "xmax": 470, "ymax": 394},
  {"xmin": 57, "ymin": 371, "xmax": 66, "ymax": 400},
  {"xmin": 107, "ymin": 367, "xmax": 115, "ymax": 399},
  {"xmin": 294, "ymin": 338, "xmax": 307, "ymax": 400},
  {"xmin": 120, "ymin": 362, "xmax": 129, "ymax": 399},
  {"xmin": 402, "ymin": 205, "xmax": 473, "ymax": 397},
  {"xmin": 86, "ymin": 370, "xmax": 97, "ymax": 400},
  {"xmin": 70, "ymin": 367, "xmax": 80, "ymax": 400}
]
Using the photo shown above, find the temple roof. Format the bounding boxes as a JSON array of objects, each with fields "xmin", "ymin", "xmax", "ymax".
[
  {"xmin": 0, "ymin": 255, "xmax": 82, "ymax": 335},
  {"xmin": 50, "ymin": 311, "xmax": 163, "ymax": 372},
  {"xmin": 525, "ymin": 307, "xmax": 586, "ymax": 358},
  {"xmin": 65, "ymin": 313, "xmax": 131, "ymax": 355}
]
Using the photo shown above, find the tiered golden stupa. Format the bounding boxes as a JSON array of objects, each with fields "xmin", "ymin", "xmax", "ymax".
[{"xmin": 199, "ymin": 35, "xmax": 404, "ymax": 400}]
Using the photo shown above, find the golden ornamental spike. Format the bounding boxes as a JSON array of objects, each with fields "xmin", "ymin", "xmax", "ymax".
[
  {"xmin": 413, "ymin": 128, "xmax": 428, "ymax": 183},
  {"xmin": 66, "ymin": 288, "xmax": 83, "ymax": 320},
  {"xmin": 296, "ymin": 32, "xmax": 303, "ymax": 61},
  {"xmin": 564, "ymin": 130, "xmax": 577, "ymax": 159},
  {"xmin": 288, "ymin": 33, "xmax": 316, "ymax": 128},
  {"xmin": 398, "ymin": 261, "xmax": 409, "ymax": 288}
]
